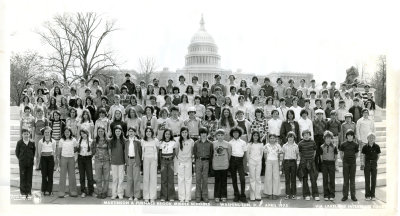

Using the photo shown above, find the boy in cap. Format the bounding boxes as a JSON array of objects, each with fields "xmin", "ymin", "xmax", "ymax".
[
  {"xmin": 340, "ymin": 113, "xmax": 356, "ymax": 145},
  {"xmin": 298, "ymin": 129, "xmax": 319, "ymax": 201},
  {"xmin": 339, "ymin": 129, "xmax": 359, "ymax": 201},
  {"xmin": 327, "ymin": 110, "xmax": 341, "ymax": 170},
  {"xmin": 313, "ymin": 109, "xmax": 327, "ymax": 171},
  {"xmin": 319, "ymin": 131, "xmax": 338, "ymax": 201},
  {"xmin": 184, "ymin": 107, "xmax": 201, "ymax": 141},
  {"xmin": 361, "ymin": 133, "xmax": 380, "ymax": 201},
  {"xmin": 212, "ymin": 129, "xmax": 232, "ymax": 202},
  {"xmin": 211, "ymin": 74, "xmax": 226, "ymax": 96},
  {"xmin": 193, "ymin": 127, "xmax": 213, "ymax": 203},
  {"xmin": 356, "ymin": 108, "xmax": 375, "ymax": 170},
  {"xmin": 122, "ymin": 73, "xmax": 136, "ymax": 95}
]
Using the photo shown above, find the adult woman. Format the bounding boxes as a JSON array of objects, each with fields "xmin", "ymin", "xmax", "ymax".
[
  {"xmin": 58, "ymin": 127, "xmax": 78, "ymax": 198},
  {"xmin": 280, "ymin": 110, "xmax": 301, "ymax": 144}
]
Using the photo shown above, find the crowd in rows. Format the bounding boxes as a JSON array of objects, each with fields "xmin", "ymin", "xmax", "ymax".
[{"xmin": 15, "ymin": 73, "xmax": 380, "ymax": 204}]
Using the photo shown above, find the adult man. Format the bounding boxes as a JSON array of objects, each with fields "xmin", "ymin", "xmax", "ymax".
[
  {"xmin": 211, "ymin": 74, "xmax": 226, "ymax": 96},
  {"xmin": 261, "ymin": 77, "xmax": 274, "ymax": 97},
  {"xmin": 122, "ymin": 73, "xmax": 136, "ymax": 95},
  {"xmin": 105, "ymin": 76, "xmax": 120, "ymax": 95},
  {"xmin": 153, "ymin": 78, "xmax": 160, "ymax": 96},
  {"xmin": 288, "ymin": 79, "xmax": 297, "ymax": 97}
]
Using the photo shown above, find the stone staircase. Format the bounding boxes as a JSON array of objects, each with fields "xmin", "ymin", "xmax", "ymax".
[{"xmin": 10, "ymin": 107, "xmax": 387, "ymax": 199}]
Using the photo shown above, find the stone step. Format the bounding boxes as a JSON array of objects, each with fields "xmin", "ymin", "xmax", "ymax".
[{"xmin": 9, "ymin": 173, "xmax": 386, "ymax": 199}]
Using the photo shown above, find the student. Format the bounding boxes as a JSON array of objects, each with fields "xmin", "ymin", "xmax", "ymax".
[
  {"xmin": 356, "ymin": 108, "xmax": 375, "ymax": 170},
  {"xmin": 125, "ymin": 127, "xmax": 142, "ymax": 201},
  {"xmin": 93, "ymin": 89, "xmax": 103, "ymax": 108},
  {"xmin": 298, "ymin": 129, "xmax": 319, "ymax": 201},
  {"xmin": 288, "ymin": 79, "xmax": 297, "ymax": 97},
  {"xmin": 110, "ymin": 125, "xmax": 126, "ymax": 200},
  {"xmin": 212, "ymin": 129, "xmax": 232, "ymax": 202},
  {"xmin": 229, "ymin": 127, "xmax": 248, "ymax": 203},
  {"xmin": 333, "ymin": 90, "xmax": 341, "ymax": 110},
  {"xmin": 20, "ymin": 106, "xmax": 35, "ymax": 139},
  {"xmin": 362, "ymin": 133, "xmax": 381, "ymax": 201},
  {"xmin": 38, "ymin": 126, "xmax": 56, "ymax": 196},
  {"xmin": 119, "ymin": 86, "xmax": 131, "ymax": 108},
  {"xmin": 313, "ymin": 109, "xmax": 326, "ymax": 171},
  {"xmin": 78, "ymin": 109, "xmax": 94, "ymax": 140},
  {"xmin": 178, "ymin": 75, "xmax": 188, "ymax": 95},
  {"xmin": 218, "ymin": 108, "xmax": 236, "ymax": 141},
  {"xmin": 324, "ymin": 99, "xmax": 334, "ymax": 119},
  {"xmin": 208, "ymin": 94, "xmax": 221, "ymax": 120},
  {"xmin": 201, "ymin": 107, "xmax": 218, "ymax": 141},
  {"xmin": 176, "ymin": 127, "xmax": 194, "ymax": 202},
  {"xmin": 194, "ymin": 96, "xmax": 206, "ymax": 119},
  {"xmin": 200, "ymin": 87, "xmax": 210, "ymax": 106},
  {"xmin": 298, "ymin": 109, "xmax": 314, "ymax": 140},
  {"xmin": 34, "ymin": 96, "xmax": 48, "ymax": 119},
  {"xmin": 344, "ymin": 91, "xmax": 353, "ymax": 110},
  {"xmin": 319, "ymin": 131, "xmax": 338, "ymax": 201},
  {"xmin": 250, "ymin": 108, "xmax": 268, "ymax": 143},
  {"xmin": 191, "ymin": 76, "xmax": 202, "ymax": 96},
  {"xmin": 108, "ymin": 95, "xmax": 125, "ymax": 120},
  {"xmin": 50, "ymin": 111, "xmax": 65, "ymax": 171},
  {"xmin": 282, "ymin": 131, "xmax": 299, "ymax": 200},
  {"xmin": 159, "ymin": 129, "xmax": 177, "ymax": 202},
  {"xmin": 277, "ymin": 98, "xmax": 289, "ymax": 122},
  {"xmin": 76, "ymin": 128, "xmax": 94, "ymax": 197},
  {"xmin": 336, "ymin": 100, "xmax": 347, "ymax": 123},
  {"xmin": 290, "ymin": 97, "xmax": 303, "ymax": 121},
  {"xmin": 94, "ymin": 108, "xmax": 110, "ymax": 138},
  {"xmin": 97, "ymin": 96, "xmax": 110, "ymax": 119},
  {"xmin": 280, "ymin": 110, "xmax": 301, "ymax": 144},
  {"xmin": 186, "ymin": 85, "xmax": 195, "ymax": 106},
  {"xmin": 235, "ymin": 110, "xmax": 251, "ymax": 142},
  {"xmin": 340, "ymin": 113, "xmax": 357, "ymax": 145},
  {"xmin": 92, "ymin": 126, "xmax": 111, "ymax": 199},
  {"xmin": 58, "ymin": 127, "xmax": 78, "ymax": 198},
  {"xmin": 284, "ymin": 88, "xmax": 294, "ymax": 107},
  {"xmin": 247, "ymin": 131, "xmax": 264, "ymax": 201},
  {"xmin": 142, "ymin": 127, "xmax": 159, "ymax": 203},
  {"xmin": 349, "ymin": 98, "xmax": 363, "ymax": 123},
  {"xmin": 275, "ymin": 77, "xmax": 286, "ymax": 98},
  {"xmin": 327, "ymin": 110, "xmax": 341, "ymax": 171},
  {"xmin": 193, "ymin": 127, "xmax": 213, "ymax": 203},
  {"xmin": 339, "ymin": 129, "xmax": 359, "ymax": 202},
  {"xmin": 33, "ymin": 108, "xmax": 49, "ymax": 170},
  {"xmin": 309, "ymin": 90, "xmax": 317, "ymax": 109},
  {"xmin": 263, "ymin": 96, "xmax": 276, "ymax": 121},
  {"xmin": 298, "ymin": 79, "xmax": 308, "ymax": 100},
  {"xmin": 172, "ymin": 87, "xmax": 181, "ymax": 106},
  {"xmin": 15, "ymin": 129, "xmax": 35, "ymax": 198},
  {"xmin": 126, "ymin": 95, "xmax": 144, "ymax": 118},
  {"xmin": 141, "ymin": 106, "xmax": 157, "ymax": 137},
  {"xmin": 303, "ymin": 99, "xmax": 315, "ymax": 120},
  {"xmin": 308, "ymin": 80, "xmax": 319, "ymax": 98},
  {"xmin": 47, "ymin": 97, "xmax": 58, "ymax": 121},
  {"xmin": 155, "ymin": 107, "xmax": 169, "ymax": 140},
  {"xmin": 263, "ymin": 133, "xmax": 282, "ymax": 200},
  {"xmin": 178, "ymin": 94, "xmax": 191, "ymax": 121},
  {"xmin": 184, "ymin": 107, "xmax": 201, "ymax": 141}
]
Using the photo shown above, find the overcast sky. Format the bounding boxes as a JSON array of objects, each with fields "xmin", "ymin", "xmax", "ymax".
[{"xmin": 6, "ymin": 0, "xmax": 399, "ymax": 84}]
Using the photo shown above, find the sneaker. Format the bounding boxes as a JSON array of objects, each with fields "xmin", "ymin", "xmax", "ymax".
[
  {"xmin": 305, "ymin": 196, "xmax": 311, "ymax": 201},
  {"xmin": 119, "ymin": 196, "xmax": 124, "ymax": 200},
  {"xmin": 360, "ymin": 165, "xmax": 364, "ymax": 170},
  {"xmin": 365, "ymin": 197, "xmax": 371, "ymax": 201},
  {"xmin": 144, "ymin": 199, "xmax": 149, "ymax": 203},
  {"xmin": 351, "ymin": 197, "xmax": 358, "ymax": 201},
  {"xmin": 233, "ymin": 196, "xmax": 240, "ymax": 202},
  {"xmin": 329, "ymin": 197, "xmax": 335, "ymax": 201},
  {"xmin": 221, "ymin": 198, "xmax": 227, "ymax": 202},
  {"xmin": 111, "ymin": 196, "xmax": 117, "ymax": 200},
  {"xmin": 291, "ymin": 195, "xmax": 296, "ymax": 200},
  {"xmin": 169, "ymin": 199, "xmax": 174, "ymax": 202},
  {"xmin": 134, "ymin": 198, "xmax": 139, "ymax": 201},
  {"xmin": 215, "ymin": 198, "xmax": 220, "ymax": 203},
  {"xmin": 180, "ymin": 200, "xmax": 184, "ymax": 203},
  {"xmin": 314, "ymin": 197, "xmax": 320, "ymax": 201},
  {"xmin": 371, "ymin": 197, "xmax": 376, "ymax": 201},
  {"xmin": 129, "ymin": 197, "xmax": 133, "ymax": 201},
  {"xmin": 341, "ymin": 197, "xmax": 348, "ymax": 201},
  {"xmin": 196, "ymin": 199, "xmax": 201, "ymax": 203},
  {"xmin": 324, "ymin": 197, "xmax": 329, "ymax": 201},
  {"xmin": 285, "ymin": 195, "xmax": 290, "ymax": 200},
  {"xmin": 203, "ymin": 199, "xmax": 209, "ymax": 203},
  {"xmin": 81, "ymin": 193, "xmax": 86, "ymax": 198},
  {"xmin": 160, "ymin": 199, "xmax": 165, "ymax": 202}
]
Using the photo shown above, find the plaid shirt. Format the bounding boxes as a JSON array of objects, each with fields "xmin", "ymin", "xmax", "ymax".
[{"xmin": 313, "ymin": 118, "xmax": 327, "ymax": 136}]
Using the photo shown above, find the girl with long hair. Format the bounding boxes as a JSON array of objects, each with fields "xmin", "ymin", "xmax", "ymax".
[
  {"xmin": 178, "ymin": 94, "xmax": 190, "ymax": 121},
  {"xmin": 142, "ymin": 127, "xmax": 159, "ymax": 203},
  {"xmin": 246, "ymin": 131, "xmax": 264, "ymax": 201},
  {"xmin": 47, "ymin": 97, "xmax": 58, "ymax": 121},
  {"xmin": 159, "ymin": 129, "xmax": 177, "ymax": 202},
  {"xmin": 140, "ymin": 106, "xmax": 157, "ymax": 137},
  {"xmin": 38, "ymin": 126, "xmax": 56, "ymax": 196},
  {"xmin": 92, "ymin": 126, "xmax": 111, "ymax": 199},
  {"xmin": 185, "ymin": 85, "xmax": 195, "ymax": 106},
  {"xmin": 78, "ymin": 109, "xmax": 94, "ymax": 140},
  {"xmin": 201, "ymin": 107, "xmax": 218, "ymax": 141},
  {"xmin": 125, "ymin": 107, "xmax": 141, "ymax": 138},
  {"xmin": 110, "ymin": 125, "xmax": 126, "ymax": 200},
  {"xmin": 176, "ymin": 127, "xmax": 194, "ymax": 202},
  {"xmin": 218, "ymin": 107, "xmax": 236, "ymax": 141},
  {"xmin": 77, "ymin": 128, "xmax": 94, "ymax": 197}
]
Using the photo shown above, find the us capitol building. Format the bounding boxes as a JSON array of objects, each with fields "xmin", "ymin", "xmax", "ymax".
[{"xmin": 155, "ymin": 16, "xmax": 312, "ymax": 85}]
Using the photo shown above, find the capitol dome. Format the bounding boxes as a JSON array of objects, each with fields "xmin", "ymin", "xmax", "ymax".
[{"xmin": 185, "ymin": 15, "xmax": 220, "ymax": 67}]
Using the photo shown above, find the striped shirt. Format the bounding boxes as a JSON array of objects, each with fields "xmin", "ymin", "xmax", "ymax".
[
  {"xmin": 298, "ymin": 139, "xmax": 317, "ymax": 160},
  {"xmin": 282, "ymin": 142, "xmax": 299, "ymax": 160},
  {"xmin": 52, "ymin": 121, "xmax": 61, "ymax": 141}
]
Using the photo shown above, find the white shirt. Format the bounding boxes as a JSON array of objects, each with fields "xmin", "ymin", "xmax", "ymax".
[
  {"xmin": 308, "ymin": 86, "xmax": 319, "ymax": 97},
  {"xmin": 79, "ymin": 139, "xmax": 92, "ymax": 156},
  {"xmin": 248, "ymin": 143, "xmax": 264, "ymax": 163},
  {"xmin": 356, "ymin": 117, "xmax": 375, "ymax": 143},
  {"xmin": 60, "ymin": 138, "xmax": 77, "ymax": 157},
  {"xmin": 298, "ymin": 117, "xmax": 314, "ymax": 139},
  {"xmin": 277, "ymin": 106, "xmax": 289, "ymax": 121},
  {"xmin": 268, "ymin": 118, "xmax": 283, "ymax": 136},
  {"xmin": 192, "ymin": 83, "xmax": 202, "ymax": 96},
  {"xmin": 128, "ymin": 138, "xmax": 135, "ymax": 157},
  {"xmin": 250, "ymin": 83, "xmax": 261, "ymax": 97},
  {"xmin": 229, "ymin": 94, "xmax": 239, "ymax": 107},
  {"xmin": 41, "ymin": 139, "xmax": 56, "ymax": 153},
  {"xmin": 178, "ymin": 83, "xmax": 188, "ymax": 95},
  {"xmin": 160, "ymin": 140, "xmax": 176, "ymax": 154},
  {"xmin": 229, "ymin": 138, "xmax": 247, "ymax": 157},
  {"xmin": 264, "ymin": 143, "xmax": 282, "ymax": 161},
  {"xmin": 289, "ymin": 106, "xmax": 303, "ymax": 121}
]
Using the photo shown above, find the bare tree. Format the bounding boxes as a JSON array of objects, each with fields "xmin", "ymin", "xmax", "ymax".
[
  {"xmin": 65, "ymin": 12, "xmax": 119, "ymax": 83},
  {"xmin": 370, "ymin": 55, "xmax": 386, "ymax": 108},
  {"xmin": 136, "ymin": 57, "xmax": 157, "ymax": 85},
  {"xmin": 10, "ymin": 52, "xmax": 46, "ymax": 105},
  {"xmin": 37, "ymin": 14, "xmax": 76, "ymax": 85}
]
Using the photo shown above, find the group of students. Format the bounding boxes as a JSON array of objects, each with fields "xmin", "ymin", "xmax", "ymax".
[{"xmin": 15, "ymin": 73, "xmax": 380, "ymax": 203}]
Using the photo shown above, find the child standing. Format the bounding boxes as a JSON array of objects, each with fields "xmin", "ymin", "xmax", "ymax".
[
  {"xmin": 77, "ymin": 129, "xmax": 94, "ymax": 197},
  {"xmin": 339, "ymin": 129, "xmax": 359, "ymax": 202},
  {"xmin": 125, "ymin": 127, "xmax": 142, "ymax": 201},
  {"xmin": 356, "ymin": 109, "xmax": 375, "ymax": 170},
  {"xmin": 247, "ymin": 131, "xmax": 263, "ymax": 201},
  {"xmin": 263, "ymin": 134, "xmax": 282, "ymax": 200},
  {"xmin": 193, "ymin": 127, "xmax": 213, "ymax": 203},
  {"xmin": 282, "ymin": 132, "xmax": 299, "ymax": 200},
  {"xmin": 212, "ymin": 129, "xmax": 232, "ymax": 202},
  {"xmin": 15, "ymin": 129, "xmax": 35, "ymax": 198},
  {"xmin": 159, "ymin": 129, "xmax": 177, "ymax": 202},
  {"xmin": 319, "ymin": 131, "xmax": 338, "ymax": 201},
  {"xmin": 92, "ymin": 126, "xmax": 111, "ymax": 199},
  {"xmin": 33, "ymin": 108, "xmax": 49, "ymax": 170},
  {"xmin": 110, "ymin": 125, "xmax": 126, "ymax": 200},
  {"xmin": 362, "ymin": 133, "xmax": 381, "ymax": 201},
  {"xmin": 298, "ymin": 130, "xmax": 319, "ymax": 201},
  {"xmin": 229, "ymin": 127, "xmax": 248, "ymax": 203},
  {"xmin": 142, "ymin": 127, "xmax": 159, "ymax": 203},
  {"xmin": 58, "ymin": 127, "xmax": 78, "ymax": 198},
  {"xmin": 38, "ymin": 126, "xmax": 56, "ymax": 196},
  {"xmin": 176, "ymin": 127, "xmax": 194, "ymax": 202}
]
